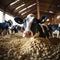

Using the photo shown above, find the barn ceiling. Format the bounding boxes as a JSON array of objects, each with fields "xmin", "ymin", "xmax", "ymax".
[{"xmin": 0, "ymin": 0, "xmax": 60, "ymax": 18}]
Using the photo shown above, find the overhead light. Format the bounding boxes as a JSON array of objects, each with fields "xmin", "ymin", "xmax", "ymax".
[
  {"xmin": 27, "ymin": 3, "xmax": 36, "ymax": 9},
  {"xmin": 19, "ymin": 8, "xmax": 27, "ymax": 13},
  {"xmin": 21, "ymin": 12, "xmax": 27, "ymax": 15},
  {"xmin": 49, "ymin": 11, "xmax": 54, "ymax": 13},
  {"xmin": 15, "ymin": 3, "xmax": 25, "ymax": 10},
  {"xmin": 10, "ymin": 0, "xmax": 20, "ymax": 6},
  {"xmin": 57, "ymin": 15, "xmax": 60, "ymax": 19},
  {"xmin": 19, "ymin": 3, "xmax": 36, "ymax": 13}
]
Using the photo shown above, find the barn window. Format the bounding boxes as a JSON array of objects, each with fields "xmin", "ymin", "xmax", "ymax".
[
  {"xmin": 57, "ymin": 15, "xmax": 60, "ymax": 19},
  {"xmin": 0, "ymin": 11, "xmax": 3, "ymax": 23}
]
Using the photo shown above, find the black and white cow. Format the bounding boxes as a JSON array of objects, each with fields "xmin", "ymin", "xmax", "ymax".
[
  {"xmin": 48, "ymin": 24, "xmax": 60, "ymax": 38},
  {"xmin": 11, "ymin": 25, "xmax": 21, "ymax": 33},
  {"xmin": 0, "ymin": 20, "xmax": 13, "ymax": 35},
  {"xmin": 22, "ymin": 14, "xmax": 51, "ymax": 38}
]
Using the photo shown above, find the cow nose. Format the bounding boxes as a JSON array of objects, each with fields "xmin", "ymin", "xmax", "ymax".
[{"xmin": 23, "ymin": 31, "xmax": 32, "ymax": 37}]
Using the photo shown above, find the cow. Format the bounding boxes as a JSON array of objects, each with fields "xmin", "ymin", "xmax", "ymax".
[
  {"xmin": 48, "ymin": 24, "xmax": 60, "ymax": 38},
  {"xmin": 11, "ymin": 25, "xmax": 21, "ymax": 33},
  {"xmin": 22, "ymin": 14, "xmax": 51, "ymax": 38},
  {"xmin": 0, "ymin": 20, "xmax": 13, "ymax": 35}
]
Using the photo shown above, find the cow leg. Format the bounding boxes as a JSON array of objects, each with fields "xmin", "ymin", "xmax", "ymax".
[
  {"xmin": 57, "ymin": 30, "xmax": 59, "ymax": 38},
  {"xmin": 0, "ymin": 28, "xmax": 2, "ymax": 35},
  {"xmin": 52, "ymin": 32, "xmax": 54, "ymax": 38},
  {"xmin": 8, "ymin": 29, "xmax": 12, "ymax": 34},
  {"xmin": 2, "ymin": 29, "xmax": 7, "ymax": 35},
  {"xmin": 6, "ymin": 29, "xmax": 9, "ymax": 35},
  {"xmin": 11, "ymin": 29, "xmax": 15, "ymax": 34},
  {"xmin": 52, "ymin": 30, "xmax": 59, "ymax": 38},
  {"xmin": 49, "ymin": 31, "xmax": 52, "ymax": 38},
  {"xmin": 43, "ymin": 25, "xmax": 49, "ymax": 38}
]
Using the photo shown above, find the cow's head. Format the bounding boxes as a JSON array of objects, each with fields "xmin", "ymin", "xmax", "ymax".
[{"xmin": 23, "ymin": 13, "xmax": 35, "ymax": 37}]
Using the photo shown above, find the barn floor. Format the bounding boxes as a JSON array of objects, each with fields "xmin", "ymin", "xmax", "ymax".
[{"xmin": 0, "ymin": 32, "xmax": 60, "ymax": 60}]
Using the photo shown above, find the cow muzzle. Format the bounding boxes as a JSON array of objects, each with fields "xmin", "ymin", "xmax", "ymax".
[{"xmin": 23, "ymin": 31, "xmax": 33, "ymax": 37}]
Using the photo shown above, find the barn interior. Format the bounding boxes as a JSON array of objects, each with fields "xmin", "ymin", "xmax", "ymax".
[{"xmin": 0, "ymin": 0, "xmax": 60, "ymax": 60}]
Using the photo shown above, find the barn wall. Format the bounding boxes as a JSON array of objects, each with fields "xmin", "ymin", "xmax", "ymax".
[
  {"xmin": 53, "ymin": 12, "xmax": 60, "ymax": 24},
  {"xmin": 0, "ymin": 8, "xmax": 15, "ymax": 18}
]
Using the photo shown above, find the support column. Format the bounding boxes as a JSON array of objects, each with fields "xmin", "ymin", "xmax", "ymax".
[{"xmin": 36, "ymin": 0, "xmax": 40, "ymax": 19}]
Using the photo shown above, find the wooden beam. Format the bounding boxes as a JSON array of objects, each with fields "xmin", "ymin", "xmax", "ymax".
[
  {"xmin": 9, "ymin": 0, "xmax": 34, "ymax": 13},
  {"xmin": 0, "ymin": 4, "xmax": 17, "ymax": 17},
  {"xmin": 36, "ymin": 0, "xmax": 40, "ymax": 19},
  {"xmin": 20, "ymin": 7, "xmax": 55, "ymax": 18},
  {"xmin": 4, "ymin": 1, "xmax": 15, "ymax": 9},
  {"xmin": 8, "ymin": 0, "xmax": 24, "ymax": 11}
]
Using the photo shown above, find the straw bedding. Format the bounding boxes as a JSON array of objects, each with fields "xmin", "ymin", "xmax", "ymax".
[{"xmin": 0, "ymin": 32, "xmax": 60, "ymax": 60}]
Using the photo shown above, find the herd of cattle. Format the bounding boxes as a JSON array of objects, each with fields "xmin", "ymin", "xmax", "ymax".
[{"xmin": 0, "ymin": 13, "xmax": 60, "ymax": 38}]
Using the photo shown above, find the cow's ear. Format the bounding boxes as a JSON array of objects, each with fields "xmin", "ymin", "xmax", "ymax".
[
  {"xmin": 14, "ymin": 17, "xmax": 23, "ymax": 24},
  {"xmin": 38, "ymin": 16, "xmax": 48, "ymax": 24}
]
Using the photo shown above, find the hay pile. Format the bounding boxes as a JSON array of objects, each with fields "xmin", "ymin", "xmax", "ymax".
[{"xmin": 0, "ymin": 32, "xmax": 60, "ymax": 60}]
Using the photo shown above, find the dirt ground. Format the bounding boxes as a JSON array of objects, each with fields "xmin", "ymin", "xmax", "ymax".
[{"xmin": 0, "ymin": 32, "xmax": 60, "ymax": 60}]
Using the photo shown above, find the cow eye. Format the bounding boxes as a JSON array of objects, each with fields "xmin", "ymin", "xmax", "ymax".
[
  {"xmin": 27, "ymin": 18, "xmax": 29, "ymax": 20},
  {"xmin": 31, "ymin": 15, "xmax": 33, "ymax": 17}
]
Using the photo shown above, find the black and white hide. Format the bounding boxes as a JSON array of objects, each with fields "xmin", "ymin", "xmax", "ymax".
[{"xmin": 23, "ymin": 14, "xmax": 51, "ymax": 38}]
